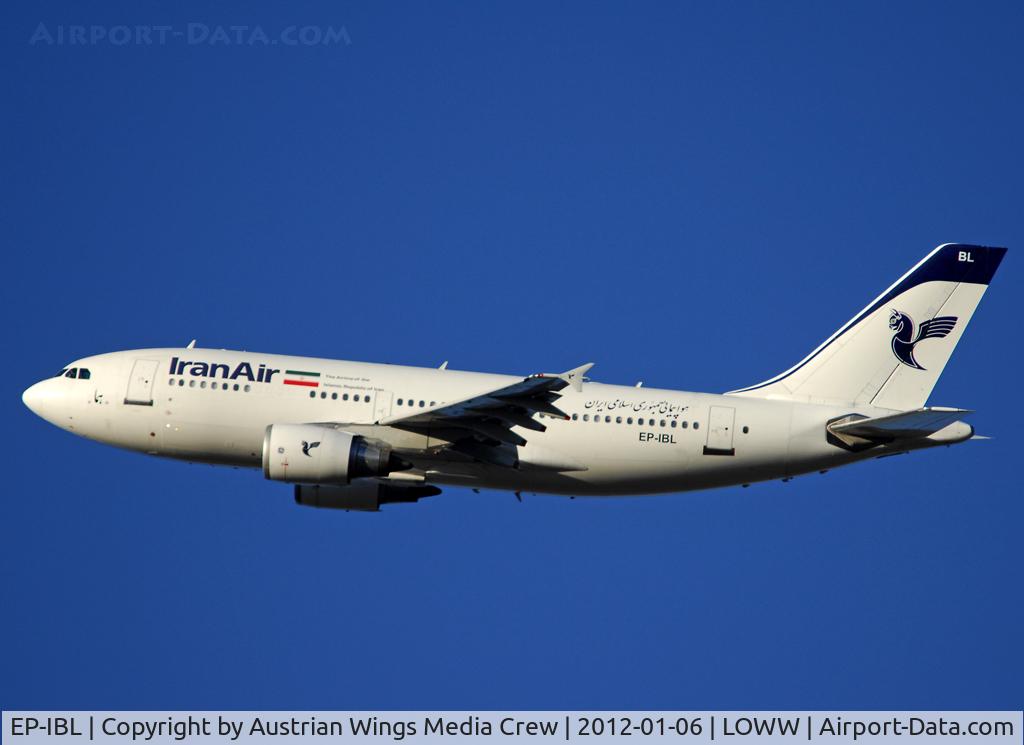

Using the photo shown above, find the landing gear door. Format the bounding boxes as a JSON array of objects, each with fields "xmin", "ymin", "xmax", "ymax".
[
  {"xmin": 703, "ymin": 405, "xmax": 736, "ymax": 456},
  {"xmin": 124, "ymin": 359, "xmax": 160, "ymax": 406},
  {"xmin": 374, "ymin": 390, "xmax": 393, "ymax": 423}
]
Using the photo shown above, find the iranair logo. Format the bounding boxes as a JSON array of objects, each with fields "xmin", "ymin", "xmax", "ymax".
[
  {"xmin": 170, "ymin": 356, "xmax": 279, "ymax": 382},
  {"xmin": 301, "ymin": 440, "xmax": 320, "ymax": 457},
  {"xmin": 888, "ymin": 310, "xmax": 958, "ymax": 370},
  {"xmin": 169, "ymin": 357, "xmax": 324, "ymax": 388}
]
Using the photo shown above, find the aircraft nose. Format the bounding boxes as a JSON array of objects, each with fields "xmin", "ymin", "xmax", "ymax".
[{"xmin": 22, "ymin": 380, "xmax": 53, "ymax": 419}]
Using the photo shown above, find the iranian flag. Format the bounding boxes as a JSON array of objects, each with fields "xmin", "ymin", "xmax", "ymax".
[{"xmin": 283, "ymin": 369, "xmax": 320, "ymax": 387}]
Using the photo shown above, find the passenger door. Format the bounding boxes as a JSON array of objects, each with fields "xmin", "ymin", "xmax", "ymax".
[
  {"xmin": 374, "ymin": 390, "xmax": 393, "ymax": 422},
  {"xmin": 703, "ymin": 405, "xmax": 736, "ymax": 455},
  {"xmin": 124, "ymin": 359, "xmax": 160, "ymax": 406}
]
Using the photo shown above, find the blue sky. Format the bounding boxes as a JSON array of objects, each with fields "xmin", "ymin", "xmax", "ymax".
[{"xmin": 1, "ymin": 1, "xmax": 1021, "ymax": 709}]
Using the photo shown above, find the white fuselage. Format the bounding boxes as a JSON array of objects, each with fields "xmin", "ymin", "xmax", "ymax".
[{"xmin": 23, "ymin": 347, "xmax": 968, "ymax": 497}]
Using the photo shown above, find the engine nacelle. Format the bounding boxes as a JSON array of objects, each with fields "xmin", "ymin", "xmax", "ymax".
[
  {"xmin": 262, "ymin": 423, "xmax": 401, "ymax": 484},
  {"xmin": 295, "ymin": 482, "xmax": 442, "ymax": 512}
]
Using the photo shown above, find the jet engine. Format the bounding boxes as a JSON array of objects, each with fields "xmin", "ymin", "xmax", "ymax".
[
  {"xmin": 294, "ymin": 482, "xmax": 442, "ymax": 512},
  {"xmin": 262, "ymin": 423, "xmax": 408, "ymax": 484}
]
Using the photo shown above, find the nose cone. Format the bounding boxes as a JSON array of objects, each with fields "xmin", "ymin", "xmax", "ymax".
[
  {"xmin": 22, "ymin": 380, "xmax": 56, "ymax": 420},
  {"xmin": 23, "ymin": 381, "xmax": 43, "ymax": 415}
]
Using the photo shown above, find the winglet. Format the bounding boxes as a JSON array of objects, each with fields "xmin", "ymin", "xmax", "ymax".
[
  {"xmin": 560, "ymin": 363, "xmax": 593, "ymax": 393},
  {"xmin": 186, "ymin": 339, "xmax": 197, "ymax": 349}
]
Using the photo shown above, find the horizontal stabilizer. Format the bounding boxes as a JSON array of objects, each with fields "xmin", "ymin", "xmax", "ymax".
[{"xmin": 830, "ymin": 406, "xmax": 972, "ymax": 439}]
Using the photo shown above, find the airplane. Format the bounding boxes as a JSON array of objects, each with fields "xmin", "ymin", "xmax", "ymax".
[{"xmin": 22, "ymin": 243, "xmax": 1005, "ymax": 512}]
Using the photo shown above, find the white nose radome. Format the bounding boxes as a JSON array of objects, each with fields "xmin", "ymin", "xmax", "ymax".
[{"xmin": 22, "ymin": 380, "xmax": 56, "ymax": 420}]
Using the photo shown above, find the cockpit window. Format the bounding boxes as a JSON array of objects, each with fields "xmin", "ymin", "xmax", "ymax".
[
  {"xmin": 55, "ymin": 368, "xmax": 68, "ymax": 377},
  {"xmin": 65, "ymin": 368, "xmax": 78, "ymax": 379},
  {"xmin": 79, "ymin": 368, "xmax": 91, "ymax": 380}
]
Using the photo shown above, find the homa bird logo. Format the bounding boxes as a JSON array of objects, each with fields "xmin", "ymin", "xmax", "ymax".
[
  {"xmin": 301, "ymin": 440, "xmax": 320, "ymax": 457},
  {"xmin": 888, "ymin": 310, "xmax": 958, "ymax": 370}
]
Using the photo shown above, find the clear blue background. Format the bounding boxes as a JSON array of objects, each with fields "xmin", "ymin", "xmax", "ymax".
[{"xmin": 1, "ymin": 1, "xmax": 1020, "ymax": 709}]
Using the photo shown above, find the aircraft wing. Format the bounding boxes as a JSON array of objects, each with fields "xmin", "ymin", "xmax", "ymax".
[
  {"xmin": 829, "ymin": 406, "xmax": 972, "ymax": 439},
  {"xmin": 377, "ymin": 362, "xmax": 593, "ymax": 468}
]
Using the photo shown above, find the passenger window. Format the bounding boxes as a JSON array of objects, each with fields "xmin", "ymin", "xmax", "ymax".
[
  {"xmin": 189, "ymin": 380, "xmax": 196, "ymax": 388},
  {"xmin": 200, "ymin": 381, "xmax": 207, "ymax": 389},
  {"xmin": 397, "ymin": 398, "xmax": 403, "ymax": 405},
  {"xmin": 627, "ymin": 417, "xmax": 633, "ymax": 424},
  {"xmin": 572, "ymin": 413, "xmax": 578, "ymax": 421},
  {"xmin": 211, "ymin": 382, "xmax": 218, "ymax": 390},
  {"xmin": 244, "ymin": 385, "xmax": 251, "ymax": 392},
  {"xmin": 605, "ymin": 416, "xmax": 611, "ymax": 423},
  {"xmin": 233, "ymin": 384, "xmax": 239, "ymax": 391},
  {"xmin": 320, "ymin": 391, "xmax": 327, "ymax": 399},
  {"xmin": 681, "ymin": 421, "xmax": 688, "ymax": 429},
  {"xmin": 693, "ymin": 421, "xmax": 700, "ymax": 430},
  {"xmin": 343, "ymin": 393, "xmax": 349, "ymax": 401},
  {"xmin": 660, "ymin": 420, "xmax": 666, "ymax": 427},
  {"xmin": 615, "ymin": 416, "xmax": 622, "ymax": 424},
  {"xmin": 419, "ymin": 400, "xmax": 425, "ymax": 407},
  {"xmin": 309, "ymin": 391, "xmax": 316, "ymax": 398},
  {"xmin": 178, "ymin": 379, "xmax": 185, "ymax": 387},
  {"xmin": 331, "ymin": 393, "xmax": 338, "ymax": 400},
  {"xmin": 583, "ymin": 414, "xmax": 590, "ymax": 422},
  {"xmin": 79, "ymin": 369, "xmax": 91, "ymax": 380},
  {"xmin": 670, "ymin": 420, "xmax": 677, "ymax": 428},
  {"xmin": 65, "ymin": 369, "xmax": 78, "ymax": 379}
]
